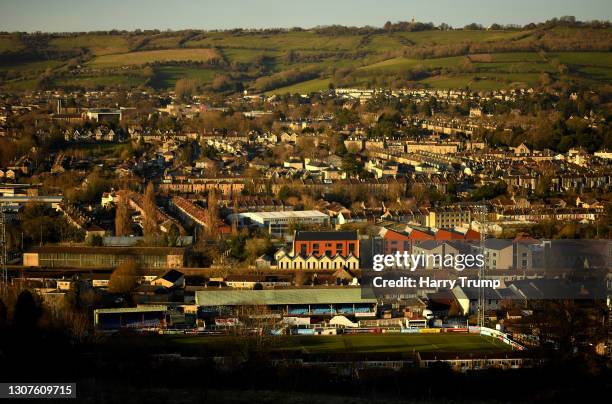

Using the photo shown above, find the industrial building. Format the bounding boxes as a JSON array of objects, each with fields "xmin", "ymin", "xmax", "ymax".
[
  {"xmin": 293, "ymin": 231, "xmax": 359, "ymax": 257},
  {"xmin": 23, "ymin": 246, "xmax": 185, "ymax": 269},
  {"xmin": 230, "ymin": 210, "xmax": 330, "ymax": 236},
  {"xmin": 86, "ymin": 108, "xmax": 122, "ymax": 123},
  {"xmin": 94, "ymin": 305, "xmax": 168, "ymax": 330},
  {"xmin": 195, "ymin": 288, "xmax": 377, "ymax": 317},
  {"xmin": 0, "ymin": 195, "xmax": 63, "ymax": 209}
]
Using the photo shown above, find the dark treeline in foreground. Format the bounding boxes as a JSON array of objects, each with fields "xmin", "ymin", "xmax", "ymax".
[{"xmin": 0, "ymin": 289, "xmax": 610, "ymax": 403}]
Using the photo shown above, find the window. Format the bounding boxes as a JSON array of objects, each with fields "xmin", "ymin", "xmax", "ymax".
[{"xmin": 348, "ymin": 243, "xmax": 355, "ymax": 253}]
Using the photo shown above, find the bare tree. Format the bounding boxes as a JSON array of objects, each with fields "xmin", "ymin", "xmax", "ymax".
[
  {"xmin": 234, "ymin": 305, "xmax": 279, "ymax": 354},
  {"xmin": 108, "ymin": 261, "xmax": 140, "ymax": 294},
  {"xmin": 115, "ymin": 194, "xmax": 132, "ymax": 236},
  {"xmin": 294, "ymin": 270, "xmax": 308, "ymax": 286},
  {"xmin": 205, "ymin": 189, "xmax": 220, "ymax": 237},
  {"xmin": 143, "ymin": 182, "xmax": 158, "ymax": 239}
]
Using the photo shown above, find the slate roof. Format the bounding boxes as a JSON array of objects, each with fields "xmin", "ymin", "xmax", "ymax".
[
  {"xmin": 160, "ymin": 269, "xmax": 184, "ymax": 283},
  {"xmin": 195, "ymin": 288, "xmax": 376, "ymax": 306},
  {"xmin": 295, "ymin": 231, "xmax": 358, "ymax": 241}
]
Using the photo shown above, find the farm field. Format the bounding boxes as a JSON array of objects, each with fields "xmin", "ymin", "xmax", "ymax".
[
  {"xmin": 184, "ymin": 31, "xmax": 363, "ymax": 51},
  {"xmin": 88, "ymin": 48, "xmax": 220, "ymax": 67},
  {"xmin": 149, "ymin": 65, "xmax": 219, "ymax": 89},
  {"xmin": 52, "ymin": 74, "xmax": 147, "ymax": 89},
  {"xmin": 359, "ymin": 56, "xmax": 468, "ymax": 72},
  {"xmin": 0, "ymin": 35, "xmax": 24, "ymax": 53},
  {"xmin": 268, "ymin": 77, "xmax": 332, "ymax": 95},
  {"xmin": 0, "ymin": 59, "xmax": 64, "ymax": 73},
  {"xmin": 49, "ymin": 35, "xmax": 131, "ymax": 56}
]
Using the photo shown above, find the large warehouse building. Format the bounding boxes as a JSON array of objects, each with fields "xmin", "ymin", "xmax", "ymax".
[
  {"xmin": 23, "ymin": 246, "xmax": 185, "ymax": 269},
  {"xmin": 230, "ymin": 210, "xmax": 330, "ymax": 236}
]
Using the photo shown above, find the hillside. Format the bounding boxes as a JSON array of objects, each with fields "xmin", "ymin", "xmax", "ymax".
[{"xmin": 0, "ymin": 24, "xmax": 611, "ymax": 93}]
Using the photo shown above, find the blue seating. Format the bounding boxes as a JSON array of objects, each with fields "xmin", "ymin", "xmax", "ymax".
[{"xmin": 288, "ymin": 307, "xmax": 308, "ymax": 315}]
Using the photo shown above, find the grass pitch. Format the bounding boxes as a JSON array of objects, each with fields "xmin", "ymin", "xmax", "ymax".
[
  {"xmin": 280, "ymin": 334, "xmax": 509, "ymax": 354},
  {"xmin": 167, "ymin": 333, "xmax": 510, "ymax": 355}
]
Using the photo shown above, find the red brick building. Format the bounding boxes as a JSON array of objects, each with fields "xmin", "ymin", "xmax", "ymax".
[
  {"xmin": 435, "ymin": 228, "xmax": 480, "ymax": 241},
  {"xmin": 409, "ymin": 228, "xmax": 436, "ymax": 241},
  {"xmin": 382, "ymin": 226, "xmax": 480, "ymax": 254},
  {"xmin": 293, "ymin": 231, "xmax": 359, "ymax": 258},
  {"xmin": 435, "ymin": 229, "xmax": 466, "ymax": 241},
  {"xmin": 382, "ymin": 229, "xmax": 412, "ymax": 254}
]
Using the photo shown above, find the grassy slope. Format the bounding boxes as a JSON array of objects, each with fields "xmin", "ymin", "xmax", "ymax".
[
  {"xmin": 185, "ymin": 31, "xmax": 363, "ymax": 51},
  {"xmin": 267, "ymin": 77, "xmax": 332, "ymax": 95},
  {"xmin": 0, "ymin": 35, "xmax": 23, "ymax": 53},
  {"xmin": 49, "ymin": 35, "xmax": 131, "ymax": 56},
  {"xmin": 150, "ymin": 65, "xmax": 219, "ymax": 88},
  {"xmin": 0, "ymin": 59, "xmax": 64, "ymax": 72},
  {"xmin": 88, "ymin": 48, "xmax": 220, "ymax": 67},
  {"xmin": 53, "ymin": 74, "xmax": 147, "ymax": 89},
  {"xmin": 1, "ymin": 28, "xmax": 611, "ymax": 91}
]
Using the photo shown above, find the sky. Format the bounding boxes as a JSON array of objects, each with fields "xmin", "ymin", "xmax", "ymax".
[{"xmin": 0, "ymin": 0, "xmax": 610, "ymax": 32}]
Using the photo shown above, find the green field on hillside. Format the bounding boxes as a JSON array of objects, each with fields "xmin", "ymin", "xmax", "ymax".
[
  {"xmin": 149, "ymin": 65, "xmax": 219, "ymax": 89},
  {"xmin": 221, "ymin": 48, "xmax": 281, "ymax": 64},
  {"xmin": 391, "ymin": 29, "xmax": 530, "ymax": 46},
  {"xmin": 88, "ymin": 48, "xmax": 220, "ymax": 67},
  {"xmin": 1, "ymin": 27, "xmax": 611, "ymax": 92},
  {"xmin": 551, "ymin": 51, "xmax": 612, "ymax": 67},
  {"xmin": 0, "ymin": 59, "xmax": 64, "ymax": 73},
  {"xmin": 185, "ymin": 31, "xmax": 363, "ymax": 51},
  {"xmin": 0, "ymin": 78, "xmax": 39, "ymax": 91},
  {"xmin": 359, "ymin": 56, "xmax": 468, "ymax": 72},
  {"xmin": 49, "ymin": 35, "xmax": 131, "ymax": 56},
  {"xmin": 268, "ymin": 77, "xmax": 332, "ymax": 95},
  {"xmin": 0, "ymin": 35, "xmax": 23, "ymax": 53},
  {"xmin": 141, "ymin": 34, "xmax": 186, "ymax": 50},
  {"xmin": 53, "ymin": 74, "xmax": 147, "ymax": 89}
]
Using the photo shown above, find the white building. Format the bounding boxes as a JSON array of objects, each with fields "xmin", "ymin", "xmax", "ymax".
[
  {"xmin": 230, "ymin": 210, "xmax": 330, "ymax": 236},
  {"xmin": 86, "ymin": 108, "xmax": 122, "ymax": 123}
]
